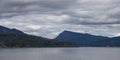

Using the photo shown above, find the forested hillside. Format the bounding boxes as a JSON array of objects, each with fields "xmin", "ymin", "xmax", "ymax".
[
  {"xmin": 0, "ymin": 34, "xmax": 77, "ymax": 48},
  {"xmin": 0, "ymin": 26, "xmax": 77, "ymax": 48}
]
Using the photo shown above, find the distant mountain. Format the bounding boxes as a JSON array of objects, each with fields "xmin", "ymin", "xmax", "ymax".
[
  {"xmin": 55, "ymin": 30, "xmax": 120, "ymax": 47},
  {"xmin": 0, "ymin": 26, "xmax": 77, "ymax": 48},
  {"xmin": 0, "ymin": 26, "xmax": 24, "ymax": 34},
  {"xmin": 55, "ymin": 30, "xmax": 108, "ymax": 44},
  {"xmin": 96, "ymin": 37, "xmax": 120, "ymax": 47}
]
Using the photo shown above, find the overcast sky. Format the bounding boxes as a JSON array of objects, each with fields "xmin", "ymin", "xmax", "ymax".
[{"xmin": 0, "ymin": 0, "xmax": 120, "ymax": 38}]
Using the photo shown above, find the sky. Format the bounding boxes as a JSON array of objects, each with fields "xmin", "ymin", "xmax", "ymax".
[{"xmin": 0, "ymin": 0, "xmax": 120, "ymax": 38}]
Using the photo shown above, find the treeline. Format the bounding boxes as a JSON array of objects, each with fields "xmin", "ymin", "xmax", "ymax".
[{"xmin": 0, "ymin": 34, "xmax": 77, "ymax": 48}]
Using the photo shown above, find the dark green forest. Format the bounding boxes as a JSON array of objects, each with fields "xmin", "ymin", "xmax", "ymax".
[{"xmin": 0, "ymin": 34, "xmax": 77, "ymax": 48}]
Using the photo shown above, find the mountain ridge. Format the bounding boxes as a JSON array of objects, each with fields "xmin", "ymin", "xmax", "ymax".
[
  {"xmin": 0, "ymin": 26, "xmax": 77, "ymax": 48},
  {"xmin": 0, "ymin": 25, "xmax": 24, "ymax": 34},
  {"xmin": 59, "ymin": 30, "xmax": 109, "ymax": 38},
  {"xmin": 0, "ymin": 25, "xmax": 120, "ymax": 47},
  {"xmin": 55, "ymin": 30, "xmax": 120, "ymax": 47}
]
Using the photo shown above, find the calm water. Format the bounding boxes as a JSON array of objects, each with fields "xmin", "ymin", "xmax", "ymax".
[{"xmin": 0, "ymin": 47, "xmax": 120, "ymax": 60}]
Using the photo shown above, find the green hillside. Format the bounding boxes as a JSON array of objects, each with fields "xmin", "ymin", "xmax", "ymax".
[{"xmin": 0, "ymin": 34, "xmax": 77, "ymax": 48}]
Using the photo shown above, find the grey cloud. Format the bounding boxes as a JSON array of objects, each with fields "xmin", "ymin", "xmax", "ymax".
[
  {"xmin": 0, "ymin": 0, "xmax": 120, "ymax": 38},
  {"xmin": 0, "ymin": 0, "xmax": 78, "ymax": 13},
  {"xmin": 64, "ymin": 18, "xmax": 120, "ymax": 25},
  {"xmin": 108, "ymin": 7, "xmax": 120, "ymax": 20}
]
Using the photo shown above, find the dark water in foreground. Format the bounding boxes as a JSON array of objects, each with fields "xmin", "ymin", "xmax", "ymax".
[{"xmin": 0, "ymin": 47, "xmax": 120, "ymax": 60}]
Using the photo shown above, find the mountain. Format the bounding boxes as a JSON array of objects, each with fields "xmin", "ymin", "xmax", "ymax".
[
  {"xmin": 55, "ymin": 30, "xmax": 108, "ymax": 44},
  {"xmin": 96, "ymin": 37, "xmax": 120, "ymax": 47},
  {"xmin": 0, "ymin": 26, "xmax": 77, "ymax": 48},
  {"xmin": 55, "ymin": 30, "xmax": 120, "ymax": 47},
  {"xmin": 0, "ymin": 26, "xmax": 24, "ymax": 34}
]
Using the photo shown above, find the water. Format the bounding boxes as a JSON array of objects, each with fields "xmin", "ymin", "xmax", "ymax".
[{"xmin": 0, "ymin": 47, "xmax": 120, "ymax": 60}]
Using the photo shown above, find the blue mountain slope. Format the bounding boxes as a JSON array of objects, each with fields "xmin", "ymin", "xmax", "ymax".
[
  {"xmin": 0, "ymin": 26, "xmax": 24, "ymax": 34},
  {"xmin": 55, "ymin": 30, "xmax": 120, "ymax": 46},
  {"xmin": 55, "ymin": 31, "xmax": 108, "ymax": 44}
]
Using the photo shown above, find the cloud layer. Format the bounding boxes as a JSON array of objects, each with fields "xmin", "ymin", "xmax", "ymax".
[{"xmin": 0, "ymin": 0, "xmax": 120, "ymax": 38}]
